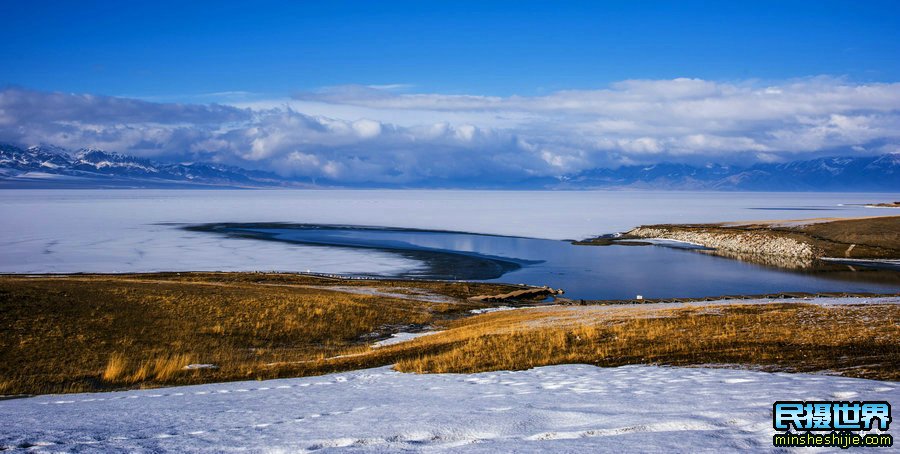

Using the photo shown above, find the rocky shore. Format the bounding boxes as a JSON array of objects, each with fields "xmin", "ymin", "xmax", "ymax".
[
  {"xmin": 579, "ymin": 215, "xmax": 900, "ymax": 269},
  {"xmin": 626, "ymin": 226, "xmax": 818, "ymax": 260}
]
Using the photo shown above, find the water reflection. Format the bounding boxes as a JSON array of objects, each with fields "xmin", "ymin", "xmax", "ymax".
[{"xmin": 696, "ymin": 249, "xmax": 816, "ymax": 269}]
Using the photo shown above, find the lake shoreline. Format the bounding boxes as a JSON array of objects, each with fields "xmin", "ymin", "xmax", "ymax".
[
  {"xmin": 184, "ymin": 223, "xmax": 535, "ymax": 280},
  {"xmin": 578, "ymin": 215, "xmax": 900, "ymax": 269}
]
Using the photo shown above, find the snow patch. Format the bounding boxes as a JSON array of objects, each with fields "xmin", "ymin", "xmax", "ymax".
[
  {"xmin": 372, "ymin": 331, "xmax": 441, "ymax": 348},
  {"xmin": 182, "ymin": 364, "xmax": 218, "ymax": 370},
  {"xmin": 1, "ymin": 365, "xmax": 897, "ymax": 452},
  {"xmin": 469, "ymin": 306, "xmax": 518, "ymax": 314}
]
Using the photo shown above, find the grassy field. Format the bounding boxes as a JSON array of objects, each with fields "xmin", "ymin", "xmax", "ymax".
[
  {"xmin": 0, "ymin": 273, "xmax": 522, "ymax": 395},
  {"xmin": 389, "ymin": 302, "xmax": 900, "ymax": 380},
  {"xmin": 798, "ymin": 215, "xmax": 900, "ymax": 256},
  {"xmin": 1, "ymin": 273, "xmax": 898, "ymax": 395}
]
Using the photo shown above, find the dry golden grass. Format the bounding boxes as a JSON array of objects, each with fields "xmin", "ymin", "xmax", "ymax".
[
  {"xmin": 103, "ymin": 353, "xmax": 196, "ymax": 383},
  {"xmin": 2, "ymin": 272, "xmax": 897, "ymax": 396},
  {"xmin": 101, "ymin": 353, "xmax": 129, "ymax": 382},
  {"xmin": 798, "ymin": 216, "xmax": 900, "ymax": 257},
  {"xmin": 132, "ymin": 354, "xmax": 196, "ymax": 382},
  {"xmin": 0, "ymin": 273, "xmax": 519, "ymax": 395},
  {"xmin": 389, "ymin": 302, "xmax": 900, "ymax": 380}
]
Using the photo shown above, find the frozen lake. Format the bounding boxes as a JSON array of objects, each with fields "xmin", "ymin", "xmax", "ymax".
[{"xmin": 1, "ymin": 190, "xmax": 898, "ymax": 298}]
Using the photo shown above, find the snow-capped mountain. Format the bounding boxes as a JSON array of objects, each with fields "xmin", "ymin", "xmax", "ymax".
[
  {"xmin": 0, "ymin": 144, "xmax": 297, "ymax": 188},
  {"xmin": 560, "ymin": 154, "xmax": 900, "ymax": 191},
  {"xmin": 728, "ymin": 154, "xmax": 900, "ymax": 191},
  {"xmin": 563, "ymin": 162, "xmax": 737, "ymax": 190},
  {"xmin": 1, "ymin": 143, "xmax": 898, "ymax": 190},
  {"xmin": 0, "ymin": 144, "xmax": 72, "ymax": 172},
  {"xmin": 70, "ymin": 148, "xmax": 161, "ymax": 175}
]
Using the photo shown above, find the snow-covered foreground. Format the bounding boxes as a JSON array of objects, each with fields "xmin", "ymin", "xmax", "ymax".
[{"xmin": 3, "ymin": 365, "xmax": 897, "ymax": 453}]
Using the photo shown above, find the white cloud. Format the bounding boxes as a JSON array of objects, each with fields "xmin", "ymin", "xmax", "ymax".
[
  {"xmin": 2, "ymin": 78, "xmax": 900, "ymax": 184},
  {"xmin": 351, "ymin": 119, "xmax": 382, "ymax": 138}
]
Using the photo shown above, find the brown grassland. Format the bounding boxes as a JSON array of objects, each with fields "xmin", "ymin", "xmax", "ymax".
[
  {"xmin": 1, "ymin": 273, "xmax": 898, "ymax": 395},
  {"xmin": 797, "ymin": 215, "xmax": 900, "ymax": 256},
  {"xmin": 0, "ymin": 273, "xmax": 521, "ymax": 395},
  {"xmin": 389, "ymin": 302, "xmax": 900, "ymax": 379}
]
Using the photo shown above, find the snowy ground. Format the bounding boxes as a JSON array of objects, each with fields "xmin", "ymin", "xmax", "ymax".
[{"xmin": 2, "ymin": 365, "xmax": 896, "ymax": 453}]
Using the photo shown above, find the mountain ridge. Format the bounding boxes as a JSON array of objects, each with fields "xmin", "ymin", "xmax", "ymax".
[
  {"xmin": 0, "ymin": 144, "xmax": 301, "ymax": 188},
  {"xmin": 1, "ymin": 143, "xmax": 898, "ymax": 190}
]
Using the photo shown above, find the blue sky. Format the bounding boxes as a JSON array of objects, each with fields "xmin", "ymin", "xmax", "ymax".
[
  {"xmin": 1, "ymin": 1, "xmax": 900, "ymax": 184},
  {"xmin": 3, "ymin": 1, "xmax": 899, "ymax": 98}
]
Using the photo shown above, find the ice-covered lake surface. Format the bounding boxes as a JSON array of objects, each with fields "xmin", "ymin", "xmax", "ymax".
[
  {"xmin": 2, "ymin": 364, "xmax": 897, "ymax": 453},
  {"xmin": 1, "ymin": 190, "xmax": 898, "ymax": 299}
]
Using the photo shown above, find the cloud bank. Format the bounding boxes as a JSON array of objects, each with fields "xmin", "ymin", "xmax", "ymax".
[{"xmin": 2, "ymin": 78, "xmax": 900, "ymax": 184}]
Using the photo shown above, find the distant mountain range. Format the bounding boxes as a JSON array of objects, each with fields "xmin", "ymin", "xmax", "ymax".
[
  {"xmin": 1, "ymin": 143, "xmax": 898, "ymax": 190},
  {"xmin": 558, "ymin": 154, "xmax": 900, "ymax": 191},
  {"xmin": 0, "ymin": 144, "xmax": 298, "ymax": 188}
]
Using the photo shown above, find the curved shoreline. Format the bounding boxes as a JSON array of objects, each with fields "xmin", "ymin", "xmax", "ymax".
[
  {"xmin": 184, "ymin": 223, "xmax": 537, "ymax": 281},
  {"xmin": 181, "ymin": 220, "xmax": 900, "ymax": 298}
]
